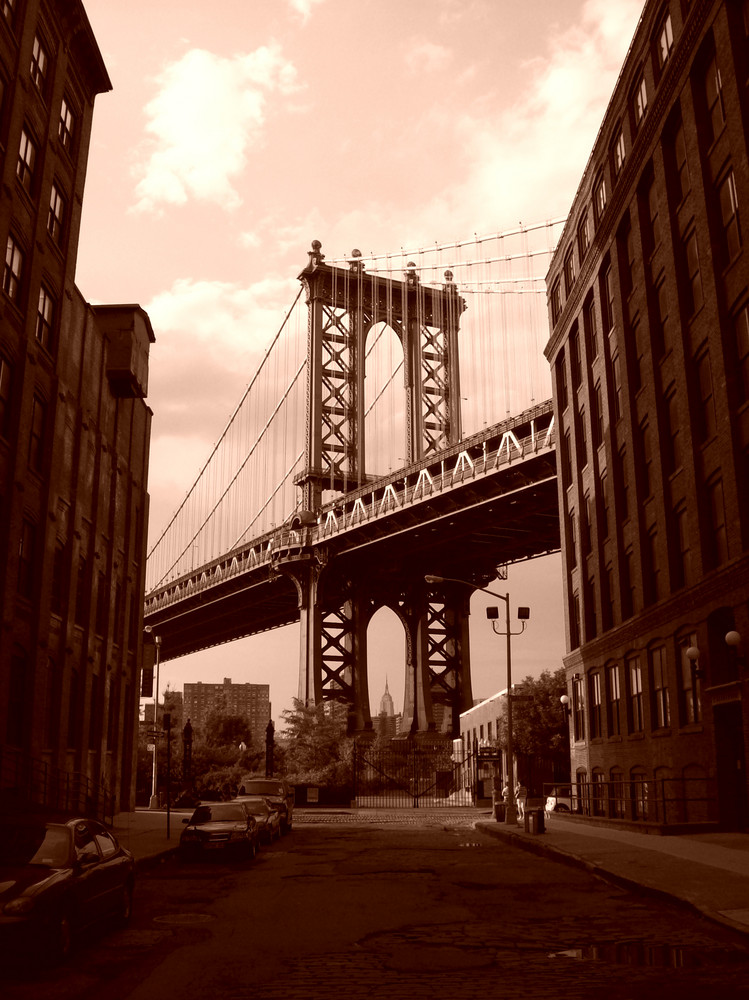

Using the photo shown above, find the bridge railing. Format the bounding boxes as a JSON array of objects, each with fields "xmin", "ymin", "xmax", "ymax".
[{"xmin": 144, "ymin": 400, "xmax": 555, "ymax": 612}]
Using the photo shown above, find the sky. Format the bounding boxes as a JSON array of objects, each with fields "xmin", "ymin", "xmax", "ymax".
[{"xmin": 75, "ymin": 0, "xmax": 645, "ymax": 734}]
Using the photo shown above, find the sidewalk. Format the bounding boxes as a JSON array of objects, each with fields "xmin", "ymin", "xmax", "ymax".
[
  {"xmin": 476, "ymin": 812, "xmax": 749, "ymax": 939},
  {"xmin": 113, "ymin": 807, "xmax": 749, "ymax": 939}
]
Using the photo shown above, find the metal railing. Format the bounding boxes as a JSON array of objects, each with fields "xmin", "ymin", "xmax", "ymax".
[
  {"xmin": 0, "ymin": 745, "xmax": 115, "ymax": 824},
  {"xmin": 544, "ymin": 777, "xmax": 718, "ymax": 827}
]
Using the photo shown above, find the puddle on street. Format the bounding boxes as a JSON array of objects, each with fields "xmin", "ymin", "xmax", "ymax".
[{"xmin": 548, "ymin": 941, "xmax": 749, "ymax": 969}]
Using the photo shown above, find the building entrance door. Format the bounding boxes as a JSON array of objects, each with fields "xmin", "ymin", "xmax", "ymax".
[{"xmin": 714, "ymin": 701, "xmax": 748, "ymax": 829}]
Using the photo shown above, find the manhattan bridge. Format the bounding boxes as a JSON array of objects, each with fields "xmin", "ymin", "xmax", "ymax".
[{"xmin": 143, "ymin": 220, "xmax": 566, "ymax": 738}]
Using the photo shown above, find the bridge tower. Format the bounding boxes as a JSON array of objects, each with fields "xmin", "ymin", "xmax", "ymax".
[{"xmin": 287, "ymin": 241, "xmax": 473, "ymax": 736}]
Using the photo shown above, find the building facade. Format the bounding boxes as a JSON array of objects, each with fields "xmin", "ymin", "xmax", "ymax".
[
  {"xmin": 183, "ymin": 678, "xmax": 271, "ymax": 746},
  {"xmin": 0, "ymin": 0, "xmax": 154, "ymax": 816},
  {"xmin": 545, "ymin": 0, "xmax": 749, "ymax": 828}
]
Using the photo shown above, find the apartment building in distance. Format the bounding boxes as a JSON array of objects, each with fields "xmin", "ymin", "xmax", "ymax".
[
  {"xmin": 0, "ymin": 0, "xmax": 155, "ymax": 816},
  {"xmin": 183, "ymin": 678, "xmax": 271, "ymax": 745},
  {"xmin": 545, "ymin": 0, "xmax": 749, "ymax": 830}
]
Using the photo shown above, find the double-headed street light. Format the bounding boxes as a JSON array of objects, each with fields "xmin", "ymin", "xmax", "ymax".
[{"xmin": 424, "ymin": 574, "xmax": 530, "ymax": 825}]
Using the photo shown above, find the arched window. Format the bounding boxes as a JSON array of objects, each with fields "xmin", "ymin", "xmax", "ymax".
[
  {"xmin": 609, "ymin": 766, "xmax": 625, "ymax": 818},
  {"xmin": 630, "ymin": 766, "xmax": 648, "ymax": 820}
]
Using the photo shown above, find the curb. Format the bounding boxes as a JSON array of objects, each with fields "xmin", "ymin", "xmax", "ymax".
[{"xmin": 474, "ymin": 820, "xmax": 749, "ymax": 943}]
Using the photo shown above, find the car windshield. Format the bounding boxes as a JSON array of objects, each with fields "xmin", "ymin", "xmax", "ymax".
[
  {"xmin": 0, "ymin": 823, "xmax": 71, "ymax": 867},
  {"xmin": 241, "ymin": 800, "xmax": 268, "ymax": 815},
  {"xmin": 242, "ymin": 781, "xmax": 284, "ymax": 796},
  {"xmin": 191, "ymin": 804, "xmax": 247, "ymax": 824}
]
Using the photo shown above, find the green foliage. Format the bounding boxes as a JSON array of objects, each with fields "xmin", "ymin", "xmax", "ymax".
[
  {"xmin": 203, "ymin": 711, "xmax": 251, "ymax": 748},
  {"xmin": 279, "ymin": 698, "xmax": 352, "ymax": 785},
  {"xmin": 497, "ymin": 667, "xmax": 569, "ymax": 757}
]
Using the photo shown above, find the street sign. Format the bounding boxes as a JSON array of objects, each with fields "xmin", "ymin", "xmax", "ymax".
[{"xmin": 147, "ymin": 743, "xmax": 155, "ymax": 751}]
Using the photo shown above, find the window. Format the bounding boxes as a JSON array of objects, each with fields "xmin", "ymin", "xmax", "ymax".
[
  {"xmin": 95, "ymin": 571, "xmax": 108, "ymax": 636},
  {"xmin": 651, "ymin": 646, "xmax": 670, "ymax": 728},
  {"xmin": 718, "ymin": 170, "xmax": 740, "ymax": 263},
  {"xmin": 645, "ymin": 525, "xmax": 661, "ymax": 603},
  {"xmin": 2, "ymin": 0, "xmax": 16, "ymax": 28},
  {"xmin": 36, "ymin": 285, "xmax": 56, "ymax": 351},
  {"xmin": 564, "ymin": 248, "xmax": 576, "ymax": 296},
  {"xmin": 734, "ymin": 304, "xmax": 749, "ymax": 402},
  {"xmin": 657, "ymin": 13, "xmax": 674, "ymax": 69},
  {"xmin": 0, "ymin": 354, "xmax": 12, "ymax": 438},
  {"xmin": 551, "ymin": 278, "xmax": 562, "ymax": 324},
  {"xmin": 654, "ymin": 274, "xmax": 670, "ymax": 354},
  {"xmin": 18, "ymin": 520, "xmax": 35, "ymax": 598},
  {"xmin": 556, "ymin": 353, "xmax": 568, "ymax": 409},
  {"xmin": 706, "ymin": 476, "xmax": 728, "ymax": 567},
  {"xmin": 59, "ymin": 96, "xmax": 75, "ymax": 153},
  {"xmin": 571, "ymin": 591, "xmax": 581, "ymax": 650},
  {"xmin": 696, "ymin": 350, "xmax": 716, "ymax": 442},
  {"xmin": 622, "ymin": 547, "xmax": 635, "ymax": 618},
  {"xmin": 678, "ymin": 635, "xmax": 701, "ymax": 724},
  {"xmin": 599, "ymin": 471, "xmax": 610, "ymax": 540},
  {"xmin": 609, "ymin": 766, "xmax": 625, "ymax": 817},
  {"xmin": 16, "ymin": 127, "xmax": 37, "ymax": 193},
  {"xmin": 30, "ymin": 35, "xmax": 49, "ymax": 95},
  {"xmin": 584, "ymin": 295, "xmax": 599, "ymax": 360},
  {"xmin": 602, "ymin": 563, "xmax": 615, "ymax": 629},
  {"xmin": 683, "ymin": 230, "xmax": 702, "ymax": 315},
  {"xmin": 634, "ymin": 74, "xmax": 648, "ymax": 125},
  {"xmin": 657, "ymin": 387, "xmax": 677, "ymax": 472},
  {"xmin": 612, "ymin": 353, "xmax": 623, "ymax": 421},
  {"xmin": 567, "ymin": 506, "xmax": 577, "ymax": 568},
  {"xmin": 593, "ymin": 383, "xmax": 603, "ymax": 447},
  {"xmin": 577, "ymin": 213, "xmax": 590, "ymax": 261},
  {"xmin": 7, "ymin": 646, "xmax": 25, "ymax": 746},
  {"xmin": 562, "ymin": 428, "xmax": 572, "ymax": 488},
  {"xmin": 594, "ymin": 173, "xmax": 607, "ymax": 222},
  {"xmin": 576, "ymin": 405, "xmax": 587, "ymax": 469},
  {"xmin": 3, "ymin": 234, "xmax": 23, "ymax": 303},
  {"xmin": 582, "ymin": 493, "xmax": 592, "ymax": 554},
  {"xmin": 628, "ymin": 655, "xmax": 643, "ymax": 733},
  {"xmin": 612, "ymin": 129, "xmax": 626, "ymax": 177},
  {"xmin": 584, "ymin": 575, "xmax": 596, "ymax": 640},
  {"xmin": 74, "ymin": 555, "xmax": 87, "ymax": 626},
  {"xmin": 602, "ymin": 265, "xmax": 616, "ymax": 333},
  {"xmin": 570, "ymin": 327, "xmax": 581, "ymax": 388},
  {"xmin": 606, "ymin": 663, "xmax": 621, "ymax": 736},
  {"xmin": 51, "ymin": 542, "xmax": 65, "ymax": 615},
  {"xmin": 673, "ymin": 503, "xmax": 691, "ymax": 588},
  {"xmin": 48, "ymin": 184, "xmax": 66, "ymax": 244},
  {"xmin": 572, "ymin": 675, "xmax": 585, "ymax": 741},
  {"xmin": 28, "ymin": 395, "xmax": 46, "ymax": 472},
  {"xmin": 639, "ymin": 419, "xmax": 653, "ymax": 497},
  {"xmin": 704, "ymin": 55, "xmax": 725, "ymax": 144},
  {"xmin": 647, "ymin": 177, "xmax": 661, "ymax": 252},
  {"xmin": 673, "ymin": 120, "xmax": 689, "ymax": 202}
]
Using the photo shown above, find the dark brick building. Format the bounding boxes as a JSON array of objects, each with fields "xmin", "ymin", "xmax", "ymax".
[
  {"xmin": 0, "ymin": 0, "xmax": 154, "ymax": 816},
  {"xmin": 183, "ymin": 678, "xmax": 271, "ymax": 746},
  {"xmin": 545, "ymin": 0, "xmax": 749, "ymax": 829}
]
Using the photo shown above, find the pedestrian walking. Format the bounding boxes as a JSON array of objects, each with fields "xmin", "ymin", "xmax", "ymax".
[{"xmin": 515, "ymin": 783, "xmax": 528, "ymax": 820}]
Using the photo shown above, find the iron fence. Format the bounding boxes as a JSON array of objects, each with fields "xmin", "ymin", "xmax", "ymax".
[
  {"xmin": 353, "ymin": 740, "xmax": 476, "ymax": 808},
  {"xmin": 544, "ymin": 776, "xmax": 718, "ymax": 827},
  {"xmin": 0, "ymin": 746, "xmax": 115, "ymax": 824}
]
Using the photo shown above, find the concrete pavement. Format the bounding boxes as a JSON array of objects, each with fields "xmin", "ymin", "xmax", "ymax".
[{"xmin": 112, "ymin": 806, "xmax": 749, "ymax": 939}]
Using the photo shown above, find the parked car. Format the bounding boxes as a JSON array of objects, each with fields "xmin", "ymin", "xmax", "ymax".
[
  {"xmin": 234, "ymin": 796, "xmax": 282, "ymax": 843},
  {"xmin": 238, "ymin": 777, "xmax": 294, "ymax": 833},
  {"xmin": 0, "ymin": 816, "xmax": 135, "ymax": 964},
  {"xmin": 545, "ymin": 785, "xmax": 573, "ymax": 814},
  {"xmin": 179, "ymin": 802, "xmax": 259, "ymax": 861}
]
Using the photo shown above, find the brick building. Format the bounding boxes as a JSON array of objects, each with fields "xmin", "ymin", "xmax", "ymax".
[
  {"xmin": 183, "ymin": 678, "xmax": 271, "ymax": 746},
  {"xmin": 0, "ymin": 0, "xmax": 154, "ymax": 816},
  {"xmin": 545, "ymin": 0, "xmax": 749, "ymax": 829}
]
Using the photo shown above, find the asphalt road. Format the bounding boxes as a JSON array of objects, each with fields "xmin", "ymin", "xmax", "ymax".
[{"xmin": 6, "ymin": 817, "xmax": 749, "ymax": 1000}]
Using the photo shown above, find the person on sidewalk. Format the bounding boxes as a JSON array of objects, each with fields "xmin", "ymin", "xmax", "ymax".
[{"xmin": 515, "ymin": 783, "xmax": 527, "ymax": 821}]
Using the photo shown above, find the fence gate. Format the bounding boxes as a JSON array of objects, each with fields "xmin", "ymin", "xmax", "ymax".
[{"xmin": 353, "ymin": 741, "xmax": 475, "ymax": 807}]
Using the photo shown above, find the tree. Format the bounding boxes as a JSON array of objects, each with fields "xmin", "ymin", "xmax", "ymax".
[
  {"xmin": 502, "ymin": 667, "xmax": 569, "ymax": 757},
  {"xmin": 279, "ymin": 698, "xmax": 352, "ymax": 785}
]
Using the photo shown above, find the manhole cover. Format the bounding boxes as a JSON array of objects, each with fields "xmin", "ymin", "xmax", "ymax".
[{"xmin": 153, "ymin": 913, "xmax": 215, "ymax": 925}]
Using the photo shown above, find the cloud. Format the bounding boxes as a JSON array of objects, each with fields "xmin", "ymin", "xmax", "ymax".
[
  {"xmin": 405, "ymin": 40, "xmax": 453, "ymax": 76},
  {"xmin": 287, "ymin": 0, "xmax": 327, "ymax": 24},
  {"xmin": 132, "ymin": 44, "xmax": 300, "ymax": 213}
]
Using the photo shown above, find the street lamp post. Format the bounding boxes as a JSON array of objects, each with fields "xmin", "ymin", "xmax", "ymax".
[
  {"xmin": 425, "ymin": 574, "xmax": 529, "ymax": 826},
  {"xmin": 148, "ymin": 633, "xmax": 162, "ymax": 810}
]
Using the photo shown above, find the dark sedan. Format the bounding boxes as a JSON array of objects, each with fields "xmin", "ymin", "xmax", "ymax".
[
  {"xmin": 179, "ymin": 802, "xmax": 259, "ymax": 861},
  {"xmin": 234, "ymin": 796, "xmax": 282, "ymax": 843},
  {"xmin": 0, "ymin": 816, "xmax": 135, "ymax": 964}
]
